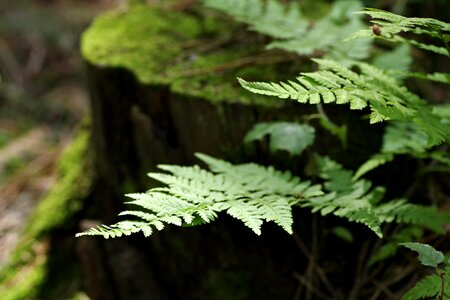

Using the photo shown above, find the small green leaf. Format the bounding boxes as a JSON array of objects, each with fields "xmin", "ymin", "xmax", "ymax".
[
  {"xmin": 400, "ymin": 242, "xmax": 444, "ymax": 267},
  {"xmin": 244, "ymin": 122, "xmax": 315, "ymax": 156},
  {"xmin": 332, "ymin": 226, "xmax": 354, "ymax": 242}
]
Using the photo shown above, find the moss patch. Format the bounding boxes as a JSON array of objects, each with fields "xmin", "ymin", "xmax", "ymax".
[
  {"xmin": 0, "ymin": 122, "xmax": 93, "ymax": 299},
  {"xmin": 82, "ymin": 4, "xmax": 294, "ymax": 107},
  {"xmin": 25, "ymin": 126, "xmax": 92, "ymax": 238},
  {"xmin": 82, "ymin": 5, "xmax": 201, "ymax": 85}
]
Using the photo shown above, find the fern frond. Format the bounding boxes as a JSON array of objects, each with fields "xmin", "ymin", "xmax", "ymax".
[
  {"xmin": 77, "ymin": 154, "xmax": 320, "ymax": 238},
  {"xmin": 381, "ymin": 121, "xmax": 429, "ymax": 154},
  {"xmin": 353, "ymin": 153, "xmax": 394, "ymax": 180},
  {"xmin": 372, "ymin": 44, "xmax": 412, "ymax": 82},
  {"xmin": 401, "ymin": 267, "xmax": 450, "ymax": 300},
  {"xmin": 294, "ymin": 155, "xmax": 388, "ymax": 237},
  {"xmin": 202, "ymin": 0, "xmax": 371, "ymax": 62},
  {"xmin": 360, "ymin": 8, "xmax": 450, "ymax": 36},
  {"xmin": 349, "ymin": 8, "xmax": 450, "ymax": 57},
  {"xmin": 238, "ymin": 59, "xmax": 450, "ymax": 145},
  {"xmin": 202, "ymin": 0, "xmax": 308, "ymax": 39},
  {"xmin": 375, "ymin": 199, "xmax": 450, "ymax": 234},
  {"xmin": 403, "ymin": 71, "xmax": 450, "ymax": 85}
]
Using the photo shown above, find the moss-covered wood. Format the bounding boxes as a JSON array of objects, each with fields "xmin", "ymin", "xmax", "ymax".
[{"xmin": 0, "ymin": 122, "xmax": 93, "ymax": 300}]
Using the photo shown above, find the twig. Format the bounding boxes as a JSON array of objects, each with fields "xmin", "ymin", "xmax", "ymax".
[
  {"xmin": 348, "ymin": 240, "xmax": 370, "ymax": 300},
  {"xmin": 176, "ymin": 51, "xmax": 296, "ymax": 77},
  {"xmin": 292, "ymin": 222, "xmax": 335, "ymax": 296},
  {"xmin": 371, "ymin": 279, "xmax": 397, "ymax": 299},
  {"xmin": 439, "ymin": 271, "xmax": 445, "ymax": 300},
  {"xmin": 369, "ymin": 288, "xmax": 382, "ymax": 300},
  {"xmin": 292, "ymin": 272, "xmax": 333, "ymax": 300}
]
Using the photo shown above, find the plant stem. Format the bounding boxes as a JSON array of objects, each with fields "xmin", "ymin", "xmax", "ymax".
[{"xmin": 439, "ymin": 271, "xmax": 445, "ymax": 300}]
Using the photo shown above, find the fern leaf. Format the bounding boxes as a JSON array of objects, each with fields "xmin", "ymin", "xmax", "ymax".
[
  {"xmin": 77, "ymin": 154, "xmax": 320, "ymax": 238},
  {"xmin": 381, "ymin": 122, "xmax": 429, "ymax": 154},
  {"xmin": 255, "ymin": 196, "xmax": 293, "ymax": 233},
  {"xmin": 353, "ymin": 153, "xmax": 394, "ymax": 180},
  {"xmin": 372, "ymin": 44, "xmax": 412, "ymax": 82},
  {"xmin": 216, "ymin": 200, "xmax": 264, "ymax": 235},
  {"xmin": 375, "ymin": 199, "xmax": 450, "ymax": 234},
  {"xmin": 203, "ymin": 0, "xmax": 370, "ymax": 62},
  {"xmin": 357, "ymin": 8, "xmax": 450, "ymax": 34},
  {"xmin": 401, "ymin": 267, "xmax": 450, "ymax": 300},
  {"xmin": 350, "ymin": 9, "xmax": 450, "ymax": 57},
  {"xmin": 203, "ymin": 0, "xmax": 308, "ymax": 39},
  {"xmin": 239, "ymin": 59, "xmax": 450, "ymax": 146},
  {"xmin": 404, "ymin": 71, "xmax": 450, "ymax": 85},
  {"xmin": 295, "ymin": 155, "xmax": 387, "ymax": 237}
]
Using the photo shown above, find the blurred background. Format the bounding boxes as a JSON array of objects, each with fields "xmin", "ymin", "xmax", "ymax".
[{"xmin": 0, "ymin": 0, "xmax": 117, "ymax": 269}]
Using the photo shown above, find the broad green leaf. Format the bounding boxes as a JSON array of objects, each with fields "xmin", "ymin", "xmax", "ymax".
[
  {"xmin": 244, "ymin": 122, "xmax": 315, "ymax": 156},
  {"xmin": 400, "ymin": 242, "xmax": 444, "ymax": 267}
]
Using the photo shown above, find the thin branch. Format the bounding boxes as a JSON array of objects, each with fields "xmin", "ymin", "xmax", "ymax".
[{"xmin": 292, "ymin": 272, "xmax": 333, "ymax": 300}]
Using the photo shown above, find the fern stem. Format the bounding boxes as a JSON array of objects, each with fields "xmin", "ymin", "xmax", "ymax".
[
  {"xmin": 292, "ymin": 272, "xmax": 333, "ymax": 300},
  {"xmin": 439, "ymin": 271, "xmax": 445, "ymax": 300},
  {"xmin": 292, "ymin": 232, "xmax": 335, "ymax": 295}
]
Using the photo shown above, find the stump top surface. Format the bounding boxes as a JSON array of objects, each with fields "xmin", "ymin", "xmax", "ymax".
[{"xmin": 81, "ymin": 4, "xmax": 296, "ymax": 107}]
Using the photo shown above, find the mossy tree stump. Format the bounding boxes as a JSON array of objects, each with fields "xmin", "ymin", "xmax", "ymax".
[{"xmin": 77, "ymin": 4, "xmax": 379, "ymax": 300}]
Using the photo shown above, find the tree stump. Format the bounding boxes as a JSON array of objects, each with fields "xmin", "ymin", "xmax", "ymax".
[{"xmin": 76, "ymin": 4, "xmax": 378, "ymax": 299}]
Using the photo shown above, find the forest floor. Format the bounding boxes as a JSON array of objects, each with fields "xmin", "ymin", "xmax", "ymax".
[{"xmin": 0, "ymin": 0, "xmax": 115, "ymax": 267}]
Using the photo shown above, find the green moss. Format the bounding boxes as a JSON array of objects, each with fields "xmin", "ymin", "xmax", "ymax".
[
  {"xmin": 26, "ymin": 125, "xmax": 92, "ymax": 238},
  {"xmin": 0, "ymin": 122, "xmax": 92, "ymax": 299},
  {"xmin": 0, "ymin": 255, "xmax": 46, "ymax": 300},
  {"xmin": 169, "ymin": 48, "xmax": 284, "ymax": 107},
  {"xmin": 81, "ymin": 4, "xmax": 286, "ymax": 107},
  {"xmin": 82, "ymin": 4, "xmax": 201, "ymax": 85}
]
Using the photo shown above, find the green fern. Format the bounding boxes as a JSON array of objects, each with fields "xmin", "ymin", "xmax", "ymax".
[
  {"xmin": 349, "ymin": 8, "xmax": 450, "ymax": 57},
  {"xmin": 400, "ymin": 71, "xmax": 450, "ymax": 85},
  {"xmin": 353, "ymin": 121, "xmax": 428, "ymax": 179},
  {"xmin": 354, "ymin": 119, "xmax": 450, "ymax": 179},
  {"xmin": 77, "ymin": 152, "xmax": 450, "ymax": 239},
  {"xmin": 238, "ymin": 59, "xmax": 449, "ymax": 146},
  {"xmin": 202, "ymin": 0, "xmax": 371, "ymax": 62},
  {"xmin": 77, "ymin": 153, "xmax": 322, "ymax": 238},
  {"xmin": 295, "ymin": 155, "xmax": 449, "ymax": 238},
  {"xmin": 375, "ymin": 199, "xmax": 450, "ymax": 234},
  {"xmin": 202, "ymin": 0, "xmax": 308, "ymax": 40},
  {"xmin": 402, "ymin": 269, "xmax": 450, "ymax": 300},
  {"xmin": 400, "ymin": 243, "xmax": 450, "ymax": 300},
  {"xmin": 294, "ymin": 155, "xmax": 386, "ymax": 237}
]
